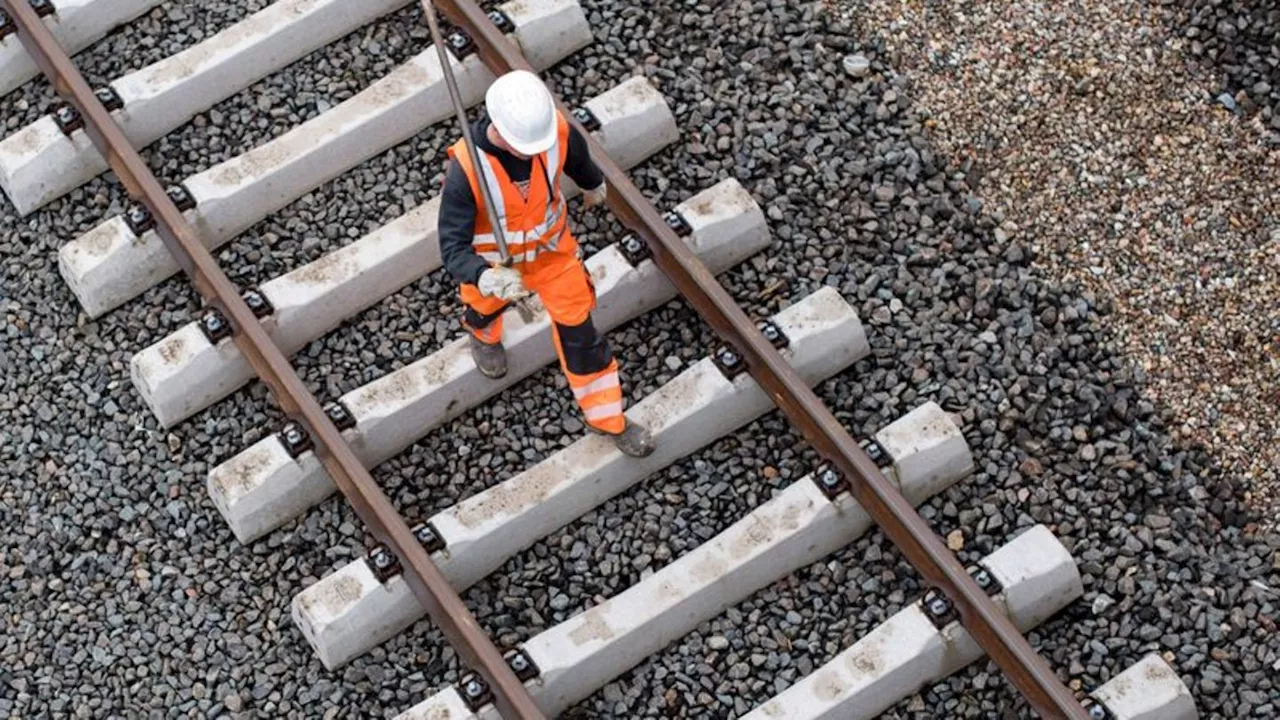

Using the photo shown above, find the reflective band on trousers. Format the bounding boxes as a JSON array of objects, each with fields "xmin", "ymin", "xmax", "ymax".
[
  {"xmin": 583, "ymin": 400, "xmax": 625, "ymax": 421},
  {"xmin": 571, "ymin": 373, "xmax": 621, "ymax": 401}
]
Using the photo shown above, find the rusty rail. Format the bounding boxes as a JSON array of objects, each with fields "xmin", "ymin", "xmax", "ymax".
[
  {"xmin": 0, "ymin": 2, "xmax": 543, "ymax": 718},
  {"xmin": 429, "ymin": 1, "xmax": 1091, "ymax": 717}
]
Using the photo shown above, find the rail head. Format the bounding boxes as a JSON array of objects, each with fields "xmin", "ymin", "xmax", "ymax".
[
  {"xmin": 424, "ymin": 1, "xmax": 1092, "ymax": 717},
  {"xmin": 0, "ymin": 2, "xmax": 543, "ymax": 717}
]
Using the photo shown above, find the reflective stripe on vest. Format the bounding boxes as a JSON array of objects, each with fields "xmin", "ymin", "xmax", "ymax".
[{"xmin": 450, "ymin": 114, "xmax": 571, "ymax": 265}]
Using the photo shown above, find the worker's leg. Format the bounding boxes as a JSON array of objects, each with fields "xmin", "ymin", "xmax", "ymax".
[
  {"xmin": 459, "ymin": 283, "xmax": 508, "ymax": 345},
  {"xmin": 524, "ymin": 248, "xmax": 626, "ymax": 435},
  {"xmin": 460, "ymin": 282, "xmax": 510, "ymax": 378},
  {"xmin": 552, "ymin": 317, "xmax": 625, "ymax": 434}
]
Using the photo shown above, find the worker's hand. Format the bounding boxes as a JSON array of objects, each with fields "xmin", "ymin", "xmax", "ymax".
[
  {"xmin": 478, "ymin": 266, "xmax": 529, "ymax": 301},
  {"xmin": 583, "ymin": 182, "xmax": 608, "ymax": 208}
]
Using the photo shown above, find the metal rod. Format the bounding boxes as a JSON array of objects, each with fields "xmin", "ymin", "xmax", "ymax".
[
  {"xmin": 426, "ymin": 2, "xmax": 1091, "ymax": 717},
  {"xmin": 420, "ymin": 0, "xmax": 513, "ymax": 266},
  {"xmin": 0, "ymin": 3, "xmax": 542, "ymax": 718}
]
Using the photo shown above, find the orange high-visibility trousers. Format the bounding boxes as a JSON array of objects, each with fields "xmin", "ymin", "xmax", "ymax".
[{"xmin": 460, "ymin": 234, "xmax": 625, "ymax": 435}]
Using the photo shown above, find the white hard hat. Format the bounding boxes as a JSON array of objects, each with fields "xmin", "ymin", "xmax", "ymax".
[{"xmin": 485, "ymin": 70, "xmax": 557, "ymax": 156}]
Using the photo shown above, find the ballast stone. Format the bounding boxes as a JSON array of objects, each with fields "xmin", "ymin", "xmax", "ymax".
[
  {"xmin": 56, "ymin": 0, "xmax": 592, "ymax": 318},
  {"xmin": 293, "ymin": 286, "xmax": 869, "ymax": 669},
  {"xmin": 395, "ymin": 404, "xmax": 976, "ymax": 719},
  {"xmin": 742, "ymin": 524, "xmax": 1084, "ymax": 720},
  {"xmin": 129, "ymin": 76, "xmax": 678, "ymax": 427},
  {"xmin": 842, "ymin": 53, "xmax": 871, "ymax": 78},
  {"xmin": 207, "ymin": 178, "xmax": 769, "ymax": 543},
  {"xmin": 0, "ymin": 0, "xmax": 163, "ymax": 98},
  {"xmin": 0, "ymin": 0, "xmax": 408, "ymax": 215}
]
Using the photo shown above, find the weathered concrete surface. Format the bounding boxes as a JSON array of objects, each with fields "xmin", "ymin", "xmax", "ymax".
[
  {"xmin": 395, "ymin": 406, "xmax": 976, "ymax": 719},
  {"xmin": 130, "ymin": 76, "xmax": 677, "ymax": 427},
  {"xmin": 0, "ymin": 0, "xmax": 163, "ymax": 99},
  {"xmin": 293, "ymin": 287, "xmax": 868, "ymax": 669},
  {"xmin": 56, "ymin": 0, "xmax": 591, "ymax": 317},
  {"xmin": 743, "ymin": 524, "xmax": 1083, "ymax": 720},
  {"xmin": 1092, "ymin": 654, "xmax": 1198, "ymax": 720},
  {"xmin": 0, "ymin": 0, "xmax": 408, "ymax": 215},
  {"xmin": 208, "ymin": 179, "xmax": 769, "ymax": 543}
]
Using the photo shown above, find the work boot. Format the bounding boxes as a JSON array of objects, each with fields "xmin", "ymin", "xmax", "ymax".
[
  {"xmin": 608, "ymin": 419, "xmax": 655, "ymax": 458},
  {"xmin": 469, "ymin": 335, "xmax": 507, "ymax": 379}
]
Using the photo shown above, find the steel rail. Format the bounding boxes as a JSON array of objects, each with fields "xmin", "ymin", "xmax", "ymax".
[
  {"xmin": 428, "ymin": 1, "xmax": 1091, "ymax": 717},
  {"xmin": 0, "ymin": 2, "xmax": 543, "ymax": 718}
]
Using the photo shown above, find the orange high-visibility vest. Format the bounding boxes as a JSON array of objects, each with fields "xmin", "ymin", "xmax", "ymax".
[{"xmin": 448, "ymin": 112, "xmax": 572, "ymax": 266}]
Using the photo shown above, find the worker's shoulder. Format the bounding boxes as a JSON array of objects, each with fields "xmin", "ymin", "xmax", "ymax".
[
  {"xmin": 441, "ymin": 160, "xmax": 476, "ymax": 203},
  {"xmin": 443, "ymin": 141, "xmax": 478, "ymax": 178}
]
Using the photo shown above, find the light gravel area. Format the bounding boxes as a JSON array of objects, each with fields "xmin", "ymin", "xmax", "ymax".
[
  {"xmin": 832, "ymin": 0, "xmax": 1280, "ymax": 523},
  {"xmin": 2, "ymin": 1, "xmax": 1279, "ymax": 719}
]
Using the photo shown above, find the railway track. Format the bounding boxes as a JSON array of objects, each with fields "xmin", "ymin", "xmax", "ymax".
[{"xmin": 0, "ymin": 0, "xmax": 1205, "ymax": 717}]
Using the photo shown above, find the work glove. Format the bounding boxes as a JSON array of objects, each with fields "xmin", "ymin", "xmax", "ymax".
[
  {"xmin": 477, "ymin": 266, "xmax": 529, "ymax": 301},
  {"xmin": 583, "ymin": 181, "xmax": 608, "ymax": 208}
]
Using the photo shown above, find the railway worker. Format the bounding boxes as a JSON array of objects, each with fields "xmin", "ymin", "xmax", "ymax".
[{"xmin": 437, "ymin": 69, "xmax": 654, "ymax": 458}]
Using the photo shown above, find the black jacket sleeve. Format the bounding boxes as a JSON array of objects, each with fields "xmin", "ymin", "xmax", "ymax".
[
  {"xmin": 438, "ymin": 160, "xmax": 491, "ymax": 287},
  {"xmin": 563, "ymin": 124, "xmax": 604, "ymax": 191}
]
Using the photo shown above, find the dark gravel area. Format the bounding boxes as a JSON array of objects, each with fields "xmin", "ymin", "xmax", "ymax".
[
  {"xmin": 2, "ymin": 1, "xmax": 1278, "ymax": 719},
  {"xmin": 1169, "ymin": 0, "xmax": 1280, "ymax": 123}
]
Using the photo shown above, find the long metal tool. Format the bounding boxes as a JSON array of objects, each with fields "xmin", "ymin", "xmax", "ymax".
[
  {"xmin": 420, "ymin": 0, "xmax": 513, "ymax": 266},
  {"xmin": 429, "ymin": 2, "xmax": 1091, "ymax": 717},
  {"xmin": 0, "ymin": 2, "xmax": 543, "ymax": 718}
]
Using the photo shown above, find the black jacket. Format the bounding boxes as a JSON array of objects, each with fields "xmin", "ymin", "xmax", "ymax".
[{"xmin": 438, "ymin": 117, "xmax": 604, "ymax": 286}]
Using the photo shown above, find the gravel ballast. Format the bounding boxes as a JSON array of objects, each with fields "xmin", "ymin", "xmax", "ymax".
[
  {"xmin": 1173, "ymin": 0, "xmax": 1280, "ymax": 120},
  {"xmin": 2, "ymin": 1, "xmax": 1279, "ymax": 719},
  {"xmin": 833, "ymin": 0, "xmax": 1280, "ymax": 525}
]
